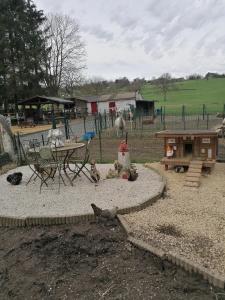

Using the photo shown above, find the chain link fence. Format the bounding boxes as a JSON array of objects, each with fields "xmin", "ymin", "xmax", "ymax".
[{"xmin": 16, "ymin": 104, "xmax": 224, "ymax": 163}]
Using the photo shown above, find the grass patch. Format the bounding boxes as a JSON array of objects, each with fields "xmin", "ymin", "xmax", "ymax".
[{"xmin": 141, "ymin": 78, "xmax": 225, "ymax": 114}]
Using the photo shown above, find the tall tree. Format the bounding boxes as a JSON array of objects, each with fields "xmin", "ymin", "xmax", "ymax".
[
  {"xmin": 154, "ymin": 73, "xmax": 173, "ymax": 101},
  {"xmin": 0, "ymin": 0, "xmax": 47, "ymax": 111},
  {"xmin": 43, "ymin": 14, "xmax": 86, "ymax": 96}
]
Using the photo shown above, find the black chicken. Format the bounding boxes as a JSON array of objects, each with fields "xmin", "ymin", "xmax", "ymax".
[
  {"xmin": 127, "ymin": 168, "xmax": 138, "ymax": 181},
  {"xmin": 7, "ymin": 172, "xmax": 23, "ymax": 185}
]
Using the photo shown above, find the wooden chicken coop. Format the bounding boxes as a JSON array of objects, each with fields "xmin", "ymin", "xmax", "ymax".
[{"xmin": 155, "ymin": 130, "xmax": 218, "ymax": 170}]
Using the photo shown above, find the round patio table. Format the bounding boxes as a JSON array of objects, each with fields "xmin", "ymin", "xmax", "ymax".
[
  {"xmin": 29, "ymin": 142, "xmax": 85, "ymax": 186},
  {"xmin": 50, "ymin": 142, "xmax": 85, "ymax": 186}
]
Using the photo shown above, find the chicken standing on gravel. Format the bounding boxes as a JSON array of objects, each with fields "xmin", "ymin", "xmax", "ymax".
[{"xmin": 91, "ymin": 203, "xmax": 118, "ymax": 220}]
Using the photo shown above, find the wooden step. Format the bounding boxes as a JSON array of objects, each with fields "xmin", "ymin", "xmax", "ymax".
[
  {"xmin": 189, "ymin": 165, "xmax": 202, "ymax": 169},
  {"xmin": 184, "ymin": 160, "xmax": 203, "ymax": 188},
  {"xmin": 191, "ymin": 161, "xmax": 203, "ymax": 164},
  {"xmin": 186, "ymin": 177, "xmax": 200, "ymax": 182},
  {"xmin": 184, "ymin": 182, "xmax": 199, "ymax": 187},
  {"xmin": 186, "ymin": 172, "xmax": 201, "ymax": 177},
  {"xmin": 188, "ymin": 168, "xmax": 202, "ymax": 173}
]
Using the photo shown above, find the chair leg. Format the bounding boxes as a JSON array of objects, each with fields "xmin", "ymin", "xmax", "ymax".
[{"xmin": 26, "ymin": 172, "xmax": 36, "ymax": 185}]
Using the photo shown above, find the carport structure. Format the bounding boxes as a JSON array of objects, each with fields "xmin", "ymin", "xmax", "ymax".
[{"xmin": 18, "ymin": 96, "xmax": 73, "ymax": 124}]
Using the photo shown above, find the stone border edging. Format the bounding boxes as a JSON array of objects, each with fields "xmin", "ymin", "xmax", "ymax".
[
  {"xmin": 0, "ymin": 166, "xmax": 166, "ymax": 227},
  {"xmin": 118, "ymin": 215, "xmax": 225, "ymax": 289}
]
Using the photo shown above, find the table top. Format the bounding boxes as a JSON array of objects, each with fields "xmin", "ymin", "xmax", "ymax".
[
  {"xmin": 29, "ymin": 142, "xmax": 85, "ymax": 153},
  {"xmin": 56, "ymin": 142, "xmax": 85, "ymax": 152}
]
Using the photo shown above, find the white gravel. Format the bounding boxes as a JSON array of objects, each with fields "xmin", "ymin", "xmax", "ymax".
[
  {"xmin": 0, "ymin": 164, "xmax": 163, "ymax": 218},
  {"xmin": 125, "ymin": 162, "xmax": 225, "ymax": 277}
]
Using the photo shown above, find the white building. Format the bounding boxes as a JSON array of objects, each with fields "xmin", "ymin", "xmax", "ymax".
[
  {"xmin": 74, "ymin": 91, "xmax": 142, "ymax": 114},
  {"xmin": 70, "ymin": 91, "xmax": 155, "ymax": 116}
]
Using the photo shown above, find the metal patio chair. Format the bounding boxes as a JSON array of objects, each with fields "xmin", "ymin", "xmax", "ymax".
[
  {"xmin": 67, "ymin": 139, "xmax": 95, "ymax": 183},
  {"xmin": 38, "ymin": 146, "xmax": 66, "ymax": 193},
  {"xmin": 19, "ymin": 141, "xmax": 46, "ymax": 186}
]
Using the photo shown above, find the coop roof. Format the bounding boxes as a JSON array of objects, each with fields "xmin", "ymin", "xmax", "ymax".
[
  {"xmin": 155, "ymin": 130, "xmax": 218, "ymax": 138},
  {"xmin": 18, "ymin": 96, "xmax": 73, "ymax": 105}
]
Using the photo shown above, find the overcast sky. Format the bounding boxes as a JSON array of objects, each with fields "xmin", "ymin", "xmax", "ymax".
[{"xmin": 35, "ymin": 0, "xmax": 225, "ymax": 80}]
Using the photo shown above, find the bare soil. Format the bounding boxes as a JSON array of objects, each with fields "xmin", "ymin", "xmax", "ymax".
[
  {"xmin": 89, "ymin": 134, "xmax": 164, "ymax": 162},
  {"xmin": 0, "ymin": 220, "xmax": 222, "ymax": 300}
]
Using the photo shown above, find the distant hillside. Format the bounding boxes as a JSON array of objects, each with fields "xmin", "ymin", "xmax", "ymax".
[{"xmin": 141, "ymin": 78, "xmax": 225, "ymax": 114}]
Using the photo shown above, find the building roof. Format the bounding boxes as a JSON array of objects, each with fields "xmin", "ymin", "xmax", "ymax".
[
  {"xmin": 18, "ymin": 96, "xmax": 73, "ymax": 105},
  {"xmin": 136, "ymin": 99, "xmax": 155, "ymax": 103},
  {"xmin": 155, "ymin": 130, "xmax": 218, "ymax": 138},
  {"xmin": 68, "ymin": 95, "xmax": 99, "ymax": 103},
  {"xmin": 99, "ymin": 92, "xmax": 137, "ymax": 102},
  {"xmin": 70, "ymin": 91, "xmax": 140, "ymax": 103}
]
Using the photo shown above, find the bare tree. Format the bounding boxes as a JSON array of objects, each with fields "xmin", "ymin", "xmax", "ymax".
[
  {"xmin": 43, "ymin": 14, "xmax": 86, "ymax": 95},
  {"xmin": 154, "ymin": 73, "xmax": 173, "ymax": 101}
]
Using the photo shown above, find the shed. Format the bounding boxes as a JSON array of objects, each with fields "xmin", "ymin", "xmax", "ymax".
[
  {"xmin": 18, "ymin": 96, "xmax": 73, "ymax": 123},
  {"xmin": 136, "ymin": 99, "xmax": 155, "ymax": 116},
  {"xmin": 155, "ymin": 130, "xmax": 218, "ymax": 169}
]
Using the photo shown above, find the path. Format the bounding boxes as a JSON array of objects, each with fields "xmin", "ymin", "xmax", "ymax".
[{"xmin": 19, "ymin": 117, "xmax": 94, "ymax": 145}]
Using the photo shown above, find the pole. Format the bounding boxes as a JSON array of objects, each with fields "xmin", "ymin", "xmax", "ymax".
[
  {"xmin": 163, "ymin": 106, "xmax": 166, "ymax": 130},
  {"xmin": 111, "ymin": 111, "xmax": 114, "ymax": 128},
  {"xmin": 83, "ymin": 115, "xmax": 86, "ymax": 134},
  {"xmin": 202, "ymin": 104, "xmax": 206, "ymax": 120},
  {"xmin": 94, "ymin": 115, "xmax": 98, "ymax": 134},
  {"xmin": 104, "ymin": 110, "xmax": 107, "ymax": 129},
  {"xmin": 41, "ymin": 134, "xmax": 45, "ymax": 146},
  {"xmin": 64, "ymin": 110, "xmax": 69, "ymax": 139},
  {"xmin": 51, "ymin": 109, "xmax": 56, "ymax": 129},
  {"xmin": 98, "ymin": 129, "xmax": 102, "ymax": 163}
]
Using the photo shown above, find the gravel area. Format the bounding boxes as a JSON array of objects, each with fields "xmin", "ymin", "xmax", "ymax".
[
  {"xmin": 124, "ymin": 162, "xmax": 225, "ymax": 277},
  {"xmin": 0, "ymin": 164, "xmax": 163, "ymax": 218}
]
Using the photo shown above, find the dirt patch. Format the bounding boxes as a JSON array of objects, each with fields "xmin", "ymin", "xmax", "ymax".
[
  {"xmin": 0, "ymin": 220, "xmax": 222, "ymax": 299},
  {"xmin": 155, "ymin": 224, "xmax": 183, "ymax": 238},
  {"xmin": 90, "ymin": 134, "xmax": 164, "ymax": 162},
  {"xmin": 0, "ymin": 162, "xmax": 17, "ymax": 175}
]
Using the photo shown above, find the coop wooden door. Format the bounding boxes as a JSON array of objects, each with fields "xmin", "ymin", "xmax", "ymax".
[
  {"xmin": 208, "ymin": 148, "xmax": 212, "ymax": 159},
  {"xmin": 91, "ymin": 102, "xmax": 98, "ymax": 114}
]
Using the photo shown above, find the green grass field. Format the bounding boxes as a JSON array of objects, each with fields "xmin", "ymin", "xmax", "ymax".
[{"xmin": 141, "ymin": 78, "xmax": 225, "ymax": 114}]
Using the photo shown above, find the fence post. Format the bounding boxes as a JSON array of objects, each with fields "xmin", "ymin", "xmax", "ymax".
[
  {"xmin": 94, "ymin": 115, "xmax": 98, "ymax": 134},
  {"xmin": 64, "ymin": 112, "xmax": 69, "ymax": 139},
  {"xmin": 99, "ymin": 113, "xmax": 102, "ymax": 131},
  {"xmin": 197, "ymin": 115, "xmax": 199, "ymax": 129},
  {"xmin": 41, "ymin": 134, "xmax": 45, "ymax": 146},
  {"xmin": 98, "ymin": 129, "xmax": 102, "ymax": 163},
  {"xmin": 163, "ymin": 106, "xmax": 166, "ymax": 130},
  {"xmin": 104, "ymin": 110, "xmax": 107, "ymax": 129},
  {"xmin": 182, "ymin": 105, "xmax": 186, "ymax": 129},
  {"xmin": 83, "ymin": 116, "xmax": 86, "ymax": 134},
  {"xmin": 51, "ymin": 110, "xmax": 56, "ymax": 129},
  {"xmin": 202, "ymin": 104, "xmax": 206, "ymax": 120},
  {"xmin": 207, "ymin": 114, "xmax": 209, "ymax": 129},
  {"xmin": 109, "ymin": 112, "xmax": 112, "ymax": 128},
  {"xmin": 160, "ymin": 106, "xmax": 163, "ymax": 123},
  {"xmin": 182, "ymin": 105, "xmax": 185, "ymax": 121},
  {"xmin": 141, "ymin": 114, "xmax": 143, "ymax": 138},
  {"xmin": 16, "ymin": 133, "xmax": 23, "ymax": 166},
  {"xmin": 223, "ymin": 104, "xmax": 225, "ymax": 117}
]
